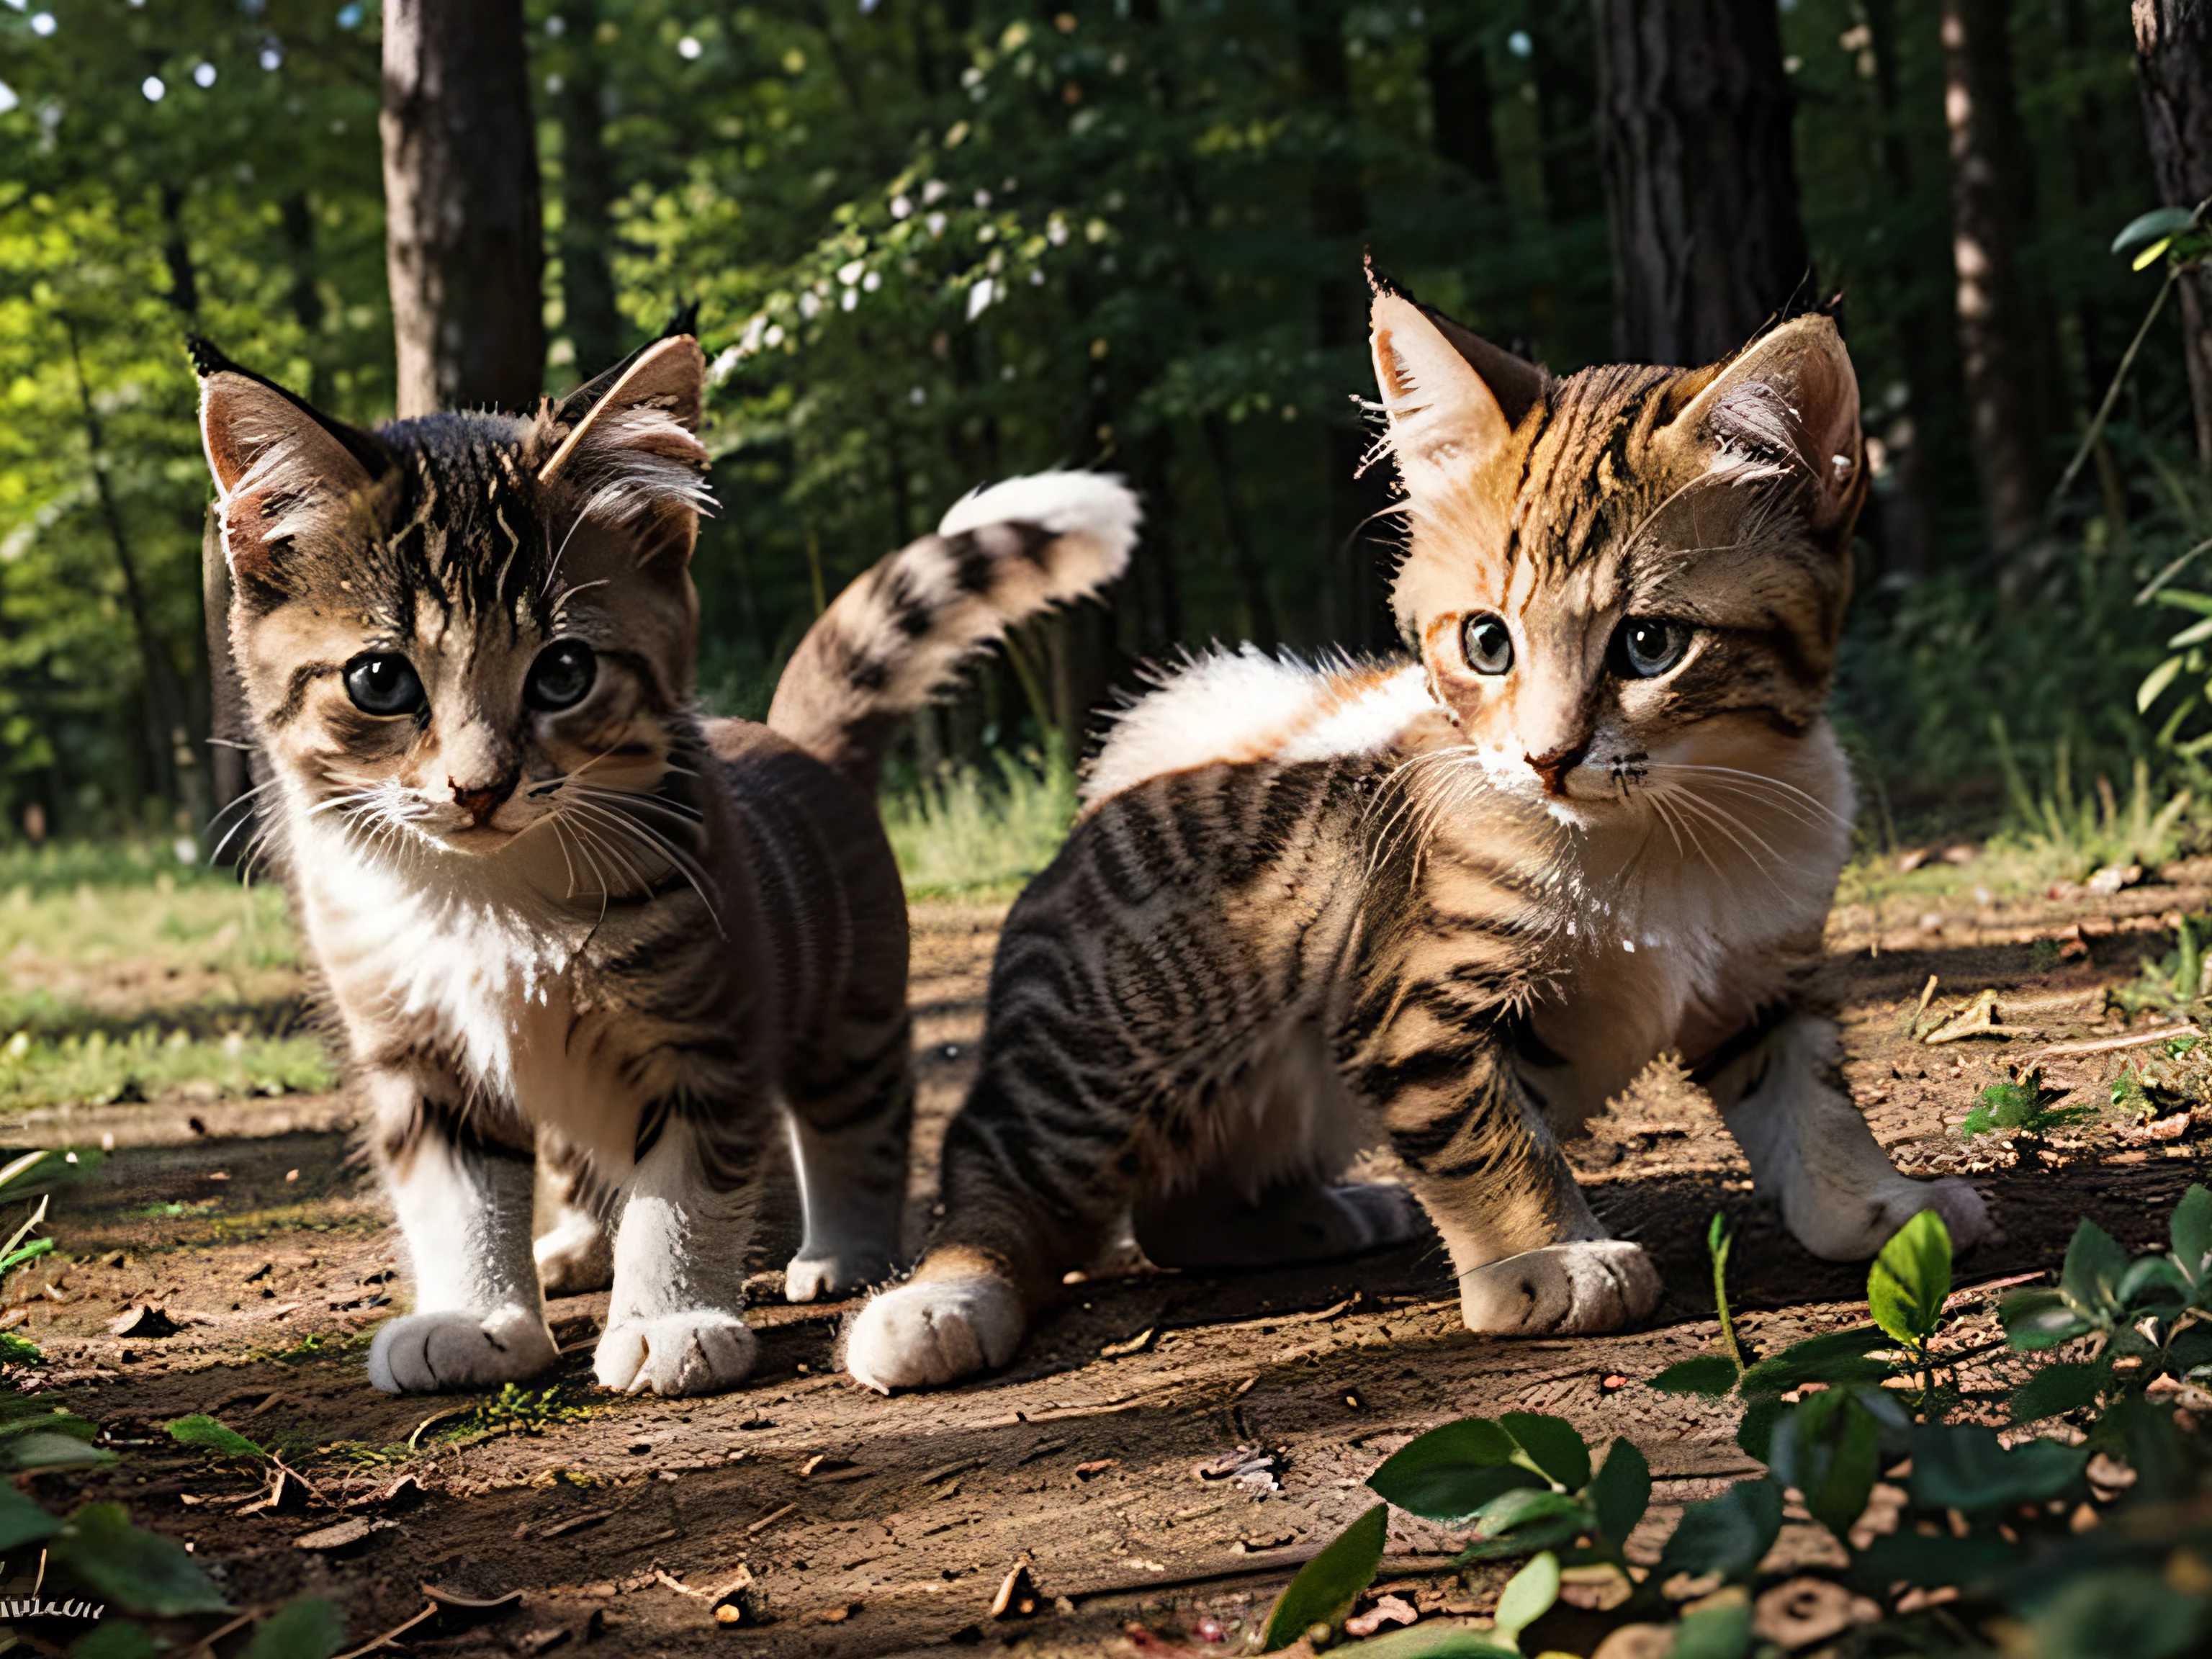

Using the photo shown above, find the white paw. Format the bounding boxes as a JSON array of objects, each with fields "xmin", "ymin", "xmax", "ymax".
[
  {"xmin": 367, "ymin": 1305, "xmax": 557, "ymax": 1395},
  {"xmin": 535, "ymin": 1218, "xmax": 613, "ymax": 1298},
  {"xmin": 1791, "ymin": 1174, "xmax": 1991, "ymax": 1262},
  {"xmin": 784, "ymin": 1246, "xmax": 894, "ymax": 1305},
  {"xmin": 1458, "ymin": 1241, "xmax": 1662, "ymax": 1336},
  {"xmin": 593, "ymin": 1310, "xmax": 758, "ymax": 1398},
  {"xmin": 844, "ymin": 1276, "xmax": 1024, "ymax": 1394}
]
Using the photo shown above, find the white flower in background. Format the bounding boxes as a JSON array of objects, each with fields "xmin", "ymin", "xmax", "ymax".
[
  {"xmin": 30, "ymin": 13, "xmax": 55, "ymax": 37},
  {"xmin": 260, "ymin": 44, "xmax": 282, "ymax": 71},
  {"xmin": 922, "ymin": 179, "xmax": 948, "ymax": 204},
  {"xmin": 862, "ymin": 271, "xmax": 881, "ymax": 292},
  {"xmin": 925, "ymin": 212, "xmax": 946, "ymax": 238},
  {"xmin": 763, "ymin": 323, "xmax": 786, "ymax": 348},
  {"xmin": 840, "ymin": 288, "xmax": 858, "ymax": 312},
  {"xmin": 798, "ymin": 291, "xmax": 821, "ymax": 320},
  {"xmin": 973, "ymin": 188, "xmax": 992, "ymax": 207},
  {"xmin": 966, "ymin": 278, "xmax": 997, "ymax": 322},
  {"xmin": 837, "ymin": 258, "xmax": 866, "ymax": 286},
  {"xmin": 678, "ymin": 35, "xmax": 701, "ymax": 59},
  {"xmin": 0, "ymin": 83, "xmax": 17, "ymax": 117},
  {"xmin": 193, "ymin": 62, "xmax": 216, "ymax": 87},
  {"xmin": 890, "ymin": 194, "xmax": 912, "ymax": 219},
  {"xmin": 1046, "ymin": 214, "xmax": 1068, "ymax": 246},
  {"xmin": 141, "ymin": 75, "xmax": 165, "ymax": 101}
]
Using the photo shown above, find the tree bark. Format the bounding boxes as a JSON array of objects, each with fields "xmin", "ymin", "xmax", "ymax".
[
  {"xmin": 1591, "ymin": 0, "xmax": 1811, "ymax": 367},
  {"xmin": 554, "ymin": 0, "xmax": 624, "ymax": 379},
  {"xmin": 2134, "ymin": 0, "xmax": 2212, "ymax": 472},
  {"xmin": 1943, "ymin": 0, "xmax": 2044, "ymax": 552},
  {"xmin": 381, "ymin": 0, "xmax": 546, "ymax": 416}
]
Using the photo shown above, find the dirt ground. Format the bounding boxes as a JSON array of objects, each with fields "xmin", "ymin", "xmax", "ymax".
[{"xmin": 3, "ymin": 871, "xmax": 2208, "ymax": 1658}]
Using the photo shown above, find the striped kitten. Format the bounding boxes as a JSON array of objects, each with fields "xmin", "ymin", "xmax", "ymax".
[
  {"xmin": 194, "ymin": 331, "xmax": 1136, "ymax": 1396},
  {"xmin": 846, "ymin": 283, "xmax": 1987, "ymax": 1390}
]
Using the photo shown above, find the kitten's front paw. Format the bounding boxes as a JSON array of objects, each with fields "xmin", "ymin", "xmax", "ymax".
[
  {"xmin": 1458, "ymin": 1241, "xmax": 1662, "ymax": 1336},
  {"xmin": 1790, "ymin": 1174, "xmax": 1991, "ymax": 1262},
  {"xmin": 367, "ymin": 1306, "xmax": 557, "ymax": 1394},
  {"xmin": 784, "ymin": 1247, "xmax": 894, "ymax": 1305},
  {"xmin": 593, "ymin": 1311, "xmax": 757, "ymax": 1397},
  {"xmin": 843, "ymin": 1276, "xmax": 1023, "ymax": 1393},
  {"xmin": 535, "ymin": 1215, "xmax": 613, "ymax": 1298}
]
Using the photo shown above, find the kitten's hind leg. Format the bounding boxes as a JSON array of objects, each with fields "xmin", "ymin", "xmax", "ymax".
[
  {"xmin": 367, "ymin": 1093, "xmax": 557, "ymax": 1395},
  {"xmin": 534, "ymin": 1142, "xmax": 613, "ymax": 1298},
  {"xmin": 783, "ymin": 1043, "xmax": 913, "ymax": 1303},
  {"xmin": 1702, "ymin": 1010, "xmax": 1989, "ymax": 1261},
  {"xmin": 594, "ymin": 1112, "xmax": 759, "ymax": 1398}
]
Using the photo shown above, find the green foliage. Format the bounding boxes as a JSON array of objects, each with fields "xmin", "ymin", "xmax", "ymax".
[
  {"xmin": 1310, "ymin": 1190, "xmax": 2212, "ymax": 1655},
  {"xmin": 457, "ymin": 1382, "xmax": 588, "ymax": 1438},
  {"xmin": 1259, "ymin": 1501, "xmax": 1386, "ymax": 1653},
  {"xmin": 240, "ymin": 1599, "xmax": 349, "ymax": 1659},
  {"xmin": 1960, "ymin": 1067, "xmax": 2099, "ymax": 1143},
  {"xmin": 881, "ymin": 742, "xmax": 1079, "ymax": 897},
  {"xmin": 165, "ymin": 1412, "xmax": 266, "ymax": 1459},
  {"xmin": 52, "ymin": 1501, "xmax": 230, "ymax": 1615}
]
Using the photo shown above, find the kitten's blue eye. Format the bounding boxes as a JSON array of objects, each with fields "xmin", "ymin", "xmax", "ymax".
[
  {"xmin": 1617, "ymin": 617, "xmax": 1691, "ymax": 678},
  {"xmin": 1462, "ymin": 613, "xmax": 1514, "ymax": 675},
  {"xmin": 526, "ymin": 641, "xmax": 597, "ymax": 711},
  {"xmin": 343, "ymin": 653, "xmax": 425, "ymax": 716}
]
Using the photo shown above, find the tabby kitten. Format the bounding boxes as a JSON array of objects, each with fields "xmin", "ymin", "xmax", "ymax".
[
  {"xmin": 846, "ymin": 280, "xmax": 1987, "ymax": 1390},
  {"xmin": 195, "ymin": 332, "xmax": 1137, "ymax": 1396}
]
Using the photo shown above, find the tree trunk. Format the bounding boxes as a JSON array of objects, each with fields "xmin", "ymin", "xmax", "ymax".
[
  {"xmin": 1863, "ymin": 0, "xmax": 1937, "ymax": 576},
  {"xmin": 1299, "ymin": 0, "xmax": 1392, "ymax": 652},
  {"xmin": 554, "ymin": 0, "xmax": 624, "ymax": 380},
  {"xmin": 381, "ymin": 0, "xmax": 546, "ymax": 416},
  {"xmin": 1591, "ymin": 0, "xmax": 1811, "ymax": 367},
  {"xmin": 2134, "ymin": 0, "xmax": 2212, "ymax": 472},
  {"xmin": 1943, "ymin": 0, "xmax": 2044, "ymax": 552}
]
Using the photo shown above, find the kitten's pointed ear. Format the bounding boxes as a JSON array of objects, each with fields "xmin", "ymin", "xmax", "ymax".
[
  {"xmin": 1665, "ymin": 315, "xmax": 1865, "ymax": 532},
  {"xmin": 536, "ymin": 333, "xmax": 711, "ymax": 563},
  {"xmin": 193, "ymin": 341, "xmax": 387, "ymax": 587},
  {"xmin": 1369, "ymin": 290, "xmax": 1526, "ymax": 497}
]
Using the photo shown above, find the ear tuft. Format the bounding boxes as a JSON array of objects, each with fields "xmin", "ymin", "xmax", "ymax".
[
  {"xmin": 1370, "ymin": 292, "xmax": 1519, "ymax": 499},
  {"xmin": 1668, "ymin": 315, "xmax": 1864, "ymax": 530},
  {"xmin": 537, "ymin": 335, "xmax": 713, "ymax": 558},
  {"xmin": 196, "ymin": 356, "xmax": 385, "ymax": 588}
]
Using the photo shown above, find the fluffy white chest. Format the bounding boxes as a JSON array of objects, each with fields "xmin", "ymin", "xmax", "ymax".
[{"xmin": 291, "ymin": 817, "xmax": 631, "ymax": 1157}]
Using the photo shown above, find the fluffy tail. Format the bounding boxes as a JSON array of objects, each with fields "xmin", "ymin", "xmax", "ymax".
[{"xmin": 767, "ymin": 471, "xmax": 1140, "ymax": 792}]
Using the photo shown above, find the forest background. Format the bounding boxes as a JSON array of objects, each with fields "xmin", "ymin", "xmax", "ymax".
[{"xmin": 1, "ymin": 0, "xmax": 2208, "ymax": 880}]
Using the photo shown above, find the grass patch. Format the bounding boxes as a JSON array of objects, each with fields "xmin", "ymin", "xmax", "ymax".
[
  {"xmin": 0, "ymin": 1028, "xmax": 333, "ymax": 1112},
  {"xmin": 882, "ymin": 743, "xmax": 1079, "ymax": 899}
]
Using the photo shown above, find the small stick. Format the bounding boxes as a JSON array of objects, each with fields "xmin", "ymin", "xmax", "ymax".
[
  {"xmin": 2026, "ymin": 1024, "xmax": 2203, "ymax": 1065},
  {"xmin": 332, "ymin": 1602, "xmax": 436, "ymax": 1659},
  {"xmin": 1907, "ymin": 974, "xmax": 1939, "ymax": 1039},
  {"xmin": 746, "ymin": 1501, "xmax": 798, "ymax": 1537}
]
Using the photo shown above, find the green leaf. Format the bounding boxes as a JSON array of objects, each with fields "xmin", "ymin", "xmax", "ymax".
[
  {"xmin": 1671, "ymin": 1600, "xmax": 1753, "ymax": 1659},
  {"xmin": 1910, "ymin": 1426, "xmax": 2087, "ymax": 1512},
  {"xmin": 1769, "ymin": 1393, "xmax": 1881, "ymax": 1542},
  {"xmin": 0, "ymin": 1478, "xmax": 60, "ymax": 1552},
  {"xmin": 0, "ymin": 1408, "xmax": 98, "ymax": 1441},
  {"xmin": 68, "ymin": 1624, "xmax": 163, "ymax": 1659},
  {"xmin": 166, "ymin": 1413, "xmax": 266, "ymax": 1460},
  {"xmin": 1491, "ymin": 1551, "xmax": 1560, "ymax": 1650},
  {"xmin": 1368, "ymin": 1419, "xmax": 1545, "ymax": 1524},
  {"xmin": 1869, "ymin": 1209, "xmax": 1953, "ymax": 1345},
  {"xmin": 1334, "ymin": 1626, "xmax": 1518, "ymax": 1659},
  {"xmin": 2121, "ymin": 1255, "xmax": 2191, "ymax": 1314},
  {"xmin": 1739, "ymin": 1326, "xmax": 1892, "ymax": 1395},
  {"xmin": 1735, "ymin": 1397, "xmax": 1784, "ymax": 1465},
  {"xmin": 243, "ymin": 1599, "xmax": 349, "ymax": 1659},
  {"xmin": 1473, "ymin": 1487, "xmax": 1586, "ymax": 1539},
  {"xmin": 2002, "ymin": 1287, "xmax": 2096, "ymax": 1350},
  {"xmin": 0, "ymin": 1330, "xmax": 41, "ymax": 1365},
  {"xmin": 51, "ymin": 1502, "xmax": 231, "ymax": 1616},
  {"xmin": 2172, "ymin": 1184, "xmax": 2211, "ymax": 1289},
  {"xmin": 1658, "ymin": 1478, "xmax": 1783, "ymax": 1582},
  {"xmin": 2140, "ymin": 653, "xmax": 2188, "ymax": 713},
  {"xmin": 1498, "ymin": 1412, "xmax": 1588, "ymax": 1490},
  {"xmin": 2008, "ymin": 1361, "xmax": 2109, "ymax": 1424},
  {"xmin": 1647, "ymin": 1356, "xmax": 1738, "ymax": 1397},
  {"xmin": 1586, "ymin": 1439, "xmax": 1650, "ymax": 1546},
  {"xmin": 1259, "ymin": 1502, "xmax": 1385, "ymax": 1651},
  {"xmin": 2062, "ymin": 1220, "xmax": 2130, "ymax": 1318},
  {"xmin": 2113, "ymin": 205, "xmax": 2198, "ymax": 256},
  {"xmin": 2172, "ymin": 616, "xmax": 2212, "ymax": 649},
  {"xmin": 2027, "ymin": 1567, "xmax": 2206, "ymax": 1659},
  {"xmin": 1852, "ymin": 1531, "xmax": 2014, "ymax": 1591},
  {"xmin": 2135, "ymin": 236, "xmax": 2177, "ymax": 271},
  {"xmin": 1455, "ymin": 1515, "xmax": 1588, "ymax": 1563},
  {"xmin": 0, "ymin": 1431, "xmax": 114, "ymax": 1472}
]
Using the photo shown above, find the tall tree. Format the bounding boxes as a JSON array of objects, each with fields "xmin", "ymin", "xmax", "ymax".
[
  {"xmin": 554, "ymin": 0, "xmax": 625, "ymax": 380},
  {"xmin": 1942, "ymin": 0, "xmax": 2044, "ymax": 552},
  {"xmin": 1590, "ymin": 0, "xmax": 1809, "ymax": 367},
  {"xmin": 380, "ymin": 0, "xmax": 545, "ymax": 416},
  {"xmin": 2134, "ymin": 0, "xmax": 2212, "ymax": 472}
]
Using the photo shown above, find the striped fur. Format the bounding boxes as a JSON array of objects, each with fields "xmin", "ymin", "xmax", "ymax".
[
  {"xmin": 196, "ymin": 333, "xmax": 1133, "ymax": 1398},
  {"xmin": 846, "ymin": 287, "xmax": 1987, "ymax": 1393}
]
